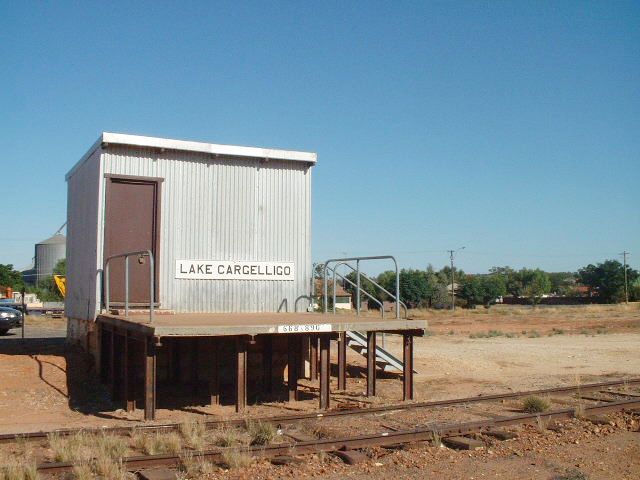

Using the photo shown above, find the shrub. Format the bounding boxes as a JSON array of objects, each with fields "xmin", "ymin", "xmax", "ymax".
[
  {"xmin": 247, "ymin": 421, "xmax": 276, "ymax": 446},
  {"xmin": 522, "ymin": 396, "xmax": 550, "ymax": 413}
]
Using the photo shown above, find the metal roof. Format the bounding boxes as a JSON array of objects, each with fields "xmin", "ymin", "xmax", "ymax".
[
  {"xmin": 36, "ymin": 233, "xmax": 66, "ymax": 245},
  {"xmin": 66, "ymin": 132, "xmax": 317, "ymax": 181}
]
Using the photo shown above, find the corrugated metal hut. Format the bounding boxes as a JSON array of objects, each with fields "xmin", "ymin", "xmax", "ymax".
[{"xmin": 66, "ymin": 132, "xmax": 315, "ymax": 348}]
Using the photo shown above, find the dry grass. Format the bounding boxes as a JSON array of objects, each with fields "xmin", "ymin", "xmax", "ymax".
[
  {"xmin": 137, "ymin": 432, "xmax": 183, "ymax": 455},
  {"xmin": 246, "ymin": 420, "xmax": 276, "ymax": 446},
  {"xmin": 46, "ymin": 430, "xmax": 132, "ymax": 480},
  {"xmin": 179, "ymin": 451, "xmax": 217, "ymax": 478},
  {"xmin": 214, "ymin": 427, "xmax": 239, "ymax": 448},
  {"xmin": 179, "ymin": 418, "xmax": 208, "ymax": 450},
  {"xmin": 47, "ymin": 431, "xmax": 94, "ymax": 463},
  {"xmin": 0, "ymin": 457, "xmax": 38, "ymax": 480},
  {"xmin": 522, "ymin": 396, "xmax": 551, "ymax": 413},
  {"xmin": 71, "ymin": 462, "xmax": 94, "ymax": 480},
  {"xmin": 221, "ymin": 448, "xmax": 252, "ymax": 469},
  {"xmin": 409, "ymin": 303, "xmax": 640, "ymax": 319},
  {"xmin": 535, "ymin": 414, "xmax": 550, "ymax": 433}
]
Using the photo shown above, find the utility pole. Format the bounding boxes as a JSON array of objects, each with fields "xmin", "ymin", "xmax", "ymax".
[
  {"xmin": 447, "ymin": 247, "xmax": 465, "ymax": 311},
  {"xmin": 620, "ymin": 251, "xmax": 630, "ymax": 304}
]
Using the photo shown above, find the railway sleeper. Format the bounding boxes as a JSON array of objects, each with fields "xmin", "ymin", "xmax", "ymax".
[{"xmin": 442, "ymin": 436, "xmax": 485, "ymax": 451}]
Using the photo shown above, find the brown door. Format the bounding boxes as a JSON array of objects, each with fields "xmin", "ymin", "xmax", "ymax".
[{"xmin": 104, "ymin": 176, "xmax": 161, "ymax": 306}]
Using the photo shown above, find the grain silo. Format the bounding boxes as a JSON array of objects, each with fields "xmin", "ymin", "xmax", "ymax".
[{"xmin": 35, "ymin": 233, "xmax": 66, "ymax": 284}]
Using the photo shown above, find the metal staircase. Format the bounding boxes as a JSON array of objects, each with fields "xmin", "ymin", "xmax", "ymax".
[
  {"xmin": 345, "ymin": 330, "xmax": 417, "ymax": 373},
  {"xmin": 322, "ymin": 255, "xmax": 416, "ymax": 374}
]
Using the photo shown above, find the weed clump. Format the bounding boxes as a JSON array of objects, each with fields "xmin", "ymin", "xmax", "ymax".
[
  {"xmin": 135, "ymin": 432, "xmax": 183, "ymax": 455},
  {"xmin": 179, "ymin": 419, "xmax": 208, "ymax": 450},
  {"xmin": 214, "ymin": 427, "xmax": 239, "ymax": 448},
  {"xmin": 221, "ymin": 448, "xmax": 252, "ymax": 469},
  {"xmin": 247, "ymin": 421, "xmax": 276, "ymax": 446},
  {"xmin": 522, "ymin": 396, "xmax": 550, "ymax": 413},
  {"xmin": 0, "ymin": 457, "xmax": 38, "ymax": 480}
]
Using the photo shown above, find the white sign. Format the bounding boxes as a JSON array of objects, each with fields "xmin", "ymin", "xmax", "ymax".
[
  {"xmin": 175, "ymin": 260, "xmax": 295, "ymax": 281},
  {"xmin": 277, "ymin": 324, "xmax": 332, "ymax": 334}
]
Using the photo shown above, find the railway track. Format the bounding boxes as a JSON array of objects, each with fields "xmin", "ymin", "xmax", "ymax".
[
  {"xmin": 35, "ymin": 397, "xmax": 640, "ymax": 475},
  {"xmin": 1, "ymin": 377, "xmax": 638, "ymax": 444},
  {"xmin": 1, "ymin": 378, "xmax": 638, "ymax": 476}
]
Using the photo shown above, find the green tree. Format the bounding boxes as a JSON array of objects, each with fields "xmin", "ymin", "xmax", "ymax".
[
  {"xmin": 398, "ymin": 269, "xmax": 430, "ymax": 308},
  {"xmin": 519, "ymin": 268, "xmax": 552, "ymax": 306},
  {"xmin": 459, "ymin": 274, "xmax": 506, "ymax": 308},
  {"xmin": 0, "ymin": 264, "xmax": 25, "ymax": 290},
  {"xmin": 578, "ymin": 260, "xmax": 639, "ymax": 303},
  {"xmin": 548, "ymin": 271, "xmax": 577, "ymax": 296},
  {"xmin": 53, "ymin": 258, "xmax": 66, "ymax": 276},
  {"xmin": 489, "ymin": 266, "xmax": 524, "ymax": 297}
]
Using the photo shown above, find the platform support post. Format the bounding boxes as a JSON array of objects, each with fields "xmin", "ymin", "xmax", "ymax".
[
  {"xmin": 263, "ymin": 336, "xmax": 273, "ymax": 394},
  {"xmin": 366, "ymin": 331, "xmax": 376, "ymax": 397},
  {"xmin": 338, "ymin": 332, "xmax": 347, "ymax": 391},
  {"xmin": 299, "ymin": 334, "xmax": 308, "ymax": 380},
  {"xmin": 310, "ymin": 334, "xmax": 318, "ymax": 380},
  {"xmin": 108, "ymin": 327, "xmax": 115, "ymax": 397},
  {"xmin": 288, "ymin": 335, "xmax": 299, "ymax": 401},
  {"xmin": 319, "ymin": 333, "xmax": 330, "ymax": 410},
  {"xmin": 209, "ymin": 338, "xmax": 219, "ymax": 406},
  {"xmin": 191, "ymin": 338, "xmax": 199, "ymax": 395},
  {"xmin": 144, "ymin": 337, "xmax": 156, "ymax": 421},
  {"xmin": 403, "ymin": 334, "xmax": 414, "ymax": 401},
  {"xmin": 123, "ymin": 332, "xmax": 135, "ymax": 412},
  {"xmin": 235, "ymin": 337, "xmax": 247, "ymax": 413}
]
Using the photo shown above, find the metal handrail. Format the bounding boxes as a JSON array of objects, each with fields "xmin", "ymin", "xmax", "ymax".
[
  {"xmin": 104, "ymin": 250, "xmax": 155, "ymax": 323},
  {"xmin": 322, "ymin": 255, "xmax": 401, "ymax": 319},
  {"xmin": 337, "ymin": 262, "xmax": 409, "ymax": 318},
  {"xmin": 329, "ymin": 263, "xmax": 384, "ymax": 317}
]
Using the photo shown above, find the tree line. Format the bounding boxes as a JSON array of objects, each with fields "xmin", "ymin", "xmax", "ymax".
[
  {"xmin": 0, "ymin": 259, "xmax": 66, "ymax": 302},
  {"xmin": 337, "ymin": 259, "xmax": 639, "ymax": 309}
]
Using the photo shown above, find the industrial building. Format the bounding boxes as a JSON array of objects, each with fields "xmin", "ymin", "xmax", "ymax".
[{"xmin": 66, "ymin": 132, "xmax": 426, "ymax": 420}]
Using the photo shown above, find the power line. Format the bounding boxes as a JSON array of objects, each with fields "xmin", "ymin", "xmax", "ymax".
[
  {"xmin": 447, "ymin": 247, "xmax": 465, "ymax": 311},
  {"xmin": 620, "ymin": 251, "xmax": 630, "ymax": 304}
]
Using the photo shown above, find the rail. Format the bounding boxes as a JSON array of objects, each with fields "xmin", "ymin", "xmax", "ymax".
[
  {"xmin": 333, "ymin": 262, "xmax": 408, "ymax": 318},
  {"xmin": 322, "ymin": 256, "xmax": 402, "ymax": 319},
  {"xmin": 104, "ymin": 250, "xmax": 155, "ymax": 323},
  {"xmin": 330, "ymin": 263, "xmax": 384, "ymax": 316}
]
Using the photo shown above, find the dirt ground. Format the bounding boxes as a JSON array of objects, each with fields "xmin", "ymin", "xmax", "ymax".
[{"xmin": 0, "ymin": 305, "xmax": 638, "ymax": 478}]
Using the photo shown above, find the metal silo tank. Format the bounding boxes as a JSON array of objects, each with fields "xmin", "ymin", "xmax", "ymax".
[{"xmin": 35, "ymin": 234, "xmax": 66, "ymax": 284}]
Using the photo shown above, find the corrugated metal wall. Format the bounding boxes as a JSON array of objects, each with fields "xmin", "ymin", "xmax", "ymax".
[
  {"xmin": 66, "ymin": 148, "xmax": 103, "ymax": 321},
  {"xmin": 98, "ymin": 146, "xmax": 313, "ymax": 313}
]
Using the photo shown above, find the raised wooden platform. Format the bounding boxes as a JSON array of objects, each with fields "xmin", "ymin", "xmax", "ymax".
[
  {"xmin": 96, "ymin": 312, "xmax": 425, "ymax": 420},
  {"xmin": 96, "ymin": 312, "xmax": 427, "ymax": 338}
]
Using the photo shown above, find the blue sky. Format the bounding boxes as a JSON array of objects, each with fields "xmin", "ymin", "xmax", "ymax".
[{"xmin": 1, "ymin": 1, "xmax": 638, "ymax": 274}]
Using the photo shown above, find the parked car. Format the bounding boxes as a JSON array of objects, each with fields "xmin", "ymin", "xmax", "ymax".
[{"xmin": 0, "ymin": 306, "xmax": 23, "ymax": 335}]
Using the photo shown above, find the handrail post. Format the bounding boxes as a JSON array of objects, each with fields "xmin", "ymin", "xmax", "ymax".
[
  {"xmin": 103, "ymin": 250, "xmax": 155, "ymax": 324},
  {"xmin": 322, "ymin": 255, "xmax": 406, "ymax": 320},
  {"xmin": 337, "ymin": 263, "xmax": 408, "ymax": 318},
  {"xmin": 105, "ymin": 262, "xmax": 110, "ymax": 313},
  {"xmin": 124, "ymin": 256, "xmax": 129, "ymax": 317},
  {"xmin": 332, "ymin": 264, "xmax": 384, "ymax": 318},
  {"xmin": 148, "ymin": 250, "xmax": 154, "ymax": 324},
  {"xmin": 322, "ymin": 263, "xmax": 328, "ymax": 314},
  {"xmin": 356, "ymin": 259, "xmax": 361, "ymax": 316},
  {"xmin": 332, "ymin": 266, "xmax": 337, "ymax": 315},
  {"xmin": 393, "ymin": 257, "xmax": 400, "ymax": 320}
]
